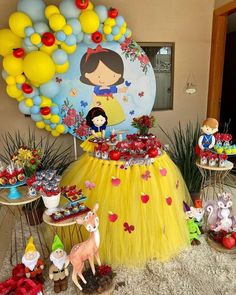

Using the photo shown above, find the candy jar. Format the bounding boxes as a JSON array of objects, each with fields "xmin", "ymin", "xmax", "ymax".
[
  {"xmin": 219, "ymin": 153, "xmax": 228, "ymax": 168},
  {"xmin": 0, "ymin": 161, "xmax": 7, "ymax": 185},
  {"xmin": 208, "ymin": 153, "xmax": 218, "ymax": 167},
  {"xmin": 223, "ymin": 134, "xmax": 232, "ymax": 148},
  {"xmin": 199, "ymin": 151, "xmax": 208, "ymax": 166},
  {"xmin": 94, "ymin": 144, "xmax": 102, "ymax": 159},
  {"xmin": 101, "ymin": 143, "xmax": 109, "ymax": 160},
  {"xmin": 6, "ymin": 162, "xmax": 17, "ymax": 185},
  {"xmin": 16, "ymin": 164, "xmax": 25, "ymax": 182}
]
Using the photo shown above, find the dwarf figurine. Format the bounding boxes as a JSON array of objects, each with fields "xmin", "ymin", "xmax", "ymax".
[
  {"xmin": 49, "ymin": 235, "xmax": 69, "ymax": 293},
  {"xmin": 198, "ymin": 118, "xmax": 219, "ymax": 151},
  {"xmin": 22, "ymin": 236, "xmax": 44, "ymax": 282},
  {"xmin": 187, "ymin": 218, "xmax": 201, "ymax": 245}
]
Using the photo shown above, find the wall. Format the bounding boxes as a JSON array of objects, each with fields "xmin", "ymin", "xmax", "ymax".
[
  {"xmin": 215, "ymin": 0, "xmax": 232, "ymax": 8},
  {"xmin": 0, "ymin": 0, "xmax": 214, "ymax": 153}
]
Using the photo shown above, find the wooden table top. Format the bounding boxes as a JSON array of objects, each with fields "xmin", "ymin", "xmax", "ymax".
[{"xmin": 0, "ymin": 186, "xmax": 40, "ymax": 206}]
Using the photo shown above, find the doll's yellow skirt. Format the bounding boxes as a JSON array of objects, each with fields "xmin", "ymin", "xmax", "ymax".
[
  {"xmin": 80, "ymin": 132, "xmax": 102, "ymax": 153},
  {"xmin": 61, "ymin": 152, "xmax": 191, "ymax": 266}
]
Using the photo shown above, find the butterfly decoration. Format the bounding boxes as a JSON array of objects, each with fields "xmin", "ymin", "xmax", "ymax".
[
  {"xmin": 122, "ymin": 96, "xmax": 128, "ymax": 103},
  {"xmin": 141, "ymin": 170, "xmax": 151, "ymax": 180},
  {"xmin": 129, "ymin": 110, "xmax": 135, "ymax": 115},
  {"xmin": 123, "ymin": 222, "xmax": 135, "ymax": 234},
  {"xmin": 125, "ymin": 81, "xmax": 131, "ymax": 87},
  {"xmin": 85, "ymin": 180, "xmax": 96, "ymax": 190},
  {"xmin": 138, "ymin": 91, "xmax": 144, "ymax": 97},
  {"xmin": 176, "ymin": 180, "xmax": 180, "ymax": 189},
  {"xmin": 80, "ymin": 100, "xmax": 88, "ymax": 108},
  {"xmin": 69, "ymin": 88, "xmax": 78, "ymax": 97},
  {"xmin": 55, "ymin": 77, "xmax": 62, "ymax": 84}
]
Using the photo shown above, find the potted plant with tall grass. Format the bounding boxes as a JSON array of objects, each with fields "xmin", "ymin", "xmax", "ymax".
[{"xmin": 159, "ymin": 121, "xmax": 202, "ymax": 200}]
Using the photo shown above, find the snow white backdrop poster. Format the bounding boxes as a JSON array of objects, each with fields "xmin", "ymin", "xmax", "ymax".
[{"xmin": 53, "ymin": 39, "xmax": 156, "ymax": 140}]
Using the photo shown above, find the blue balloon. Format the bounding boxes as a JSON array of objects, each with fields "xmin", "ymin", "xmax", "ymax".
[
  {"xmin": 56, "ymin": 31, "xmax": 66, "ymax": 42},
  {"xmin": 34, "ymin": 22, "xmax": 50, "ymax": 34},
  {"xmin": 76, "ymin": 32, "xmax": 84, "ymax": 43},
  {"xmin": 33, "ymin": 95, "xmax": 42, "ymax": 105},
  {"xmin": 17, "ymin": 0, "xmax": 46, "ymax": 22},
  {"xmin": 65, "ymin": 34, "xmax": 77, "ymax": 46},
  {"xmin": 22, "ymin": 42, "xmax": 38, "ymax": 53},
  {"xmin": 2, "ymin": 70, "xmax": 8, "ymax": 80},
  {"xmin": 44, "ymin": 119, "xmax": 51, "ymax": 124},
  {"xmin": 119, "ymin": 35, "xmax": 126, "ymax": 44},
  {"xmin": 24, "ymin": 37, "xmax": 33, "ymax": 47},
  {"xmin": 59, "ymin": 0, "xmax": 81, "ymax": 19},
  {"xmin": 98, "ymin": 24, "xmax": 104, "ymax": 34},
  {"xmin": 25, "ymin": 26, "xmax": 35, "ymax": 37},
  {"xmin": 40, "ymin": 81, "xmax": 60, "ymax": 98},
  {"xmin": 125, "ymin": 28, "xmax": 131, "ymax": 37},
  {"xmin": 25, "ymin": 87, "xmax": 39, "ymax": 98},
  {"xmin": 112, "ymin": 26, "xmax": 120, "ymax": 35},
  {"xmin": 31, "ymin": 114, "xmax": 42, "ymax": 122},
  {"xmin": 51, "ymin": 105, "xmax": 59, "ymax": 114},
  {"xmin": 19, "ymin": 101, "xmax": 31, "ymax": 115},
  {"xmin": 52, "ymin": 49, "xmax": 68, "ymax": 65},
  {"xmin": 106, "ymin": 34, "xmax": 113, "ymax": 41},
  {"xmin": 50, "ymin": 124, "xmax": 56, "ymax": 129},
  {"xmin": 83, "ymin": 34, "xmax": 93, "ymax": 44},
  {"xmin": 31, "ymin": 106, "xmax": 40, "ymax": 114},
  {"xmin": 63, "ymin": 125, "xmax": 69, "ymax": 134},
  {"xmin": 94, "ymin": 5, "xmax": 108, "ymax": 23},
  {"xmin": 116, "ymin": 16, "xmax": 125, "ymax": 27},
  {"xmin": 67, "ymin": 19, "xmax": 81, "ymax": 35}
]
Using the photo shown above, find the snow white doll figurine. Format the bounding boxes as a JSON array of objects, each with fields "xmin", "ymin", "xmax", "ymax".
[
  {"xmin": 80, "ymin": 45, "xmax": 127, "ymax": 126},
  {"xmin": 80, "ymin": 107, "xmax": 108, "ymax": 152}
]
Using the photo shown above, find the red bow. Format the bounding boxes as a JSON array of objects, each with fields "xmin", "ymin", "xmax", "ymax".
[{"xmin": 85, "ymin": 45, "xmax": 108, "ymax": 62}]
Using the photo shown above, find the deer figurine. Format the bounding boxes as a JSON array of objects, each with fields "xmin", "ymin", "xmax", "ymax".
[{"xmin": 66, "ymin": 203, "xmax": 101, "ymax": 290}]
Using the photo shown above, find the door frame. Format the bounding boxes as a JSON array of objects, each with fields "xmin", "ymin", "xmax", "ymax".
[{"xmin": 208, "ymin": 1, "xmax": 236, "ymax": 120}]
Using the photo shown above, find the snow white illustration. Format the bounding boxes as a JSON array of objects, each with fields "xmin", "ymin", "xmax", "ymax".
[{"xmin": 80, "ymin": 45, "xmax": 128, "ymax": 126}]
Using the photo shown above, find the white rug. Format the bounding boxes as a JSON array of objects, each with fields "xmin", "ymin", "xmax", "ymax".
[{"xmin": 1, "ymin": 237, "xmax": 236, "ymax": 295}]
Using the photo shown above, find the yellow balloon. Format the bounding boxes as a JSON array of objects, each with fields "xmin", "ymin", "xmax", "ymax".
[
  {"xmin": 45, "ymin": 124, "xmax": 52, "ymax": 131},
  {"xmin": 114, "ymin": 33, "xmax": 121, "ymax": 41},
  {"xmin": 123, "ymin": 22, "xmax": 127, "ymax": 28},
  {"xmin": 55, "ymin": 61, "xmax": 69, "ymax": 74},
  {"xmin": 120, "ymin": 26, "xmax": 126, "ymax": 35},
  {"xmin": 6, "ymin": 85, "xmax": 22, "ymax": 98},
  {"xmin": 51, "ymin": 130, "xmax": 60, "ymax": 137},
  {"xmin": 6, "ymin": 76, "xmax": 16, "ymax": 85},
  {"xmin": 42, "ymin": 114, "xmax": 51, "ymax": 120},
  {"xmin": 50, "ymin": 114, "xmax": 60, "ymax": 124},
  {"xmin": 63, "ymin": 25, "xmax": 73, "ymax": 36},
  {"xmin": 23, "ymin": 51, "xmax": 56, "ymax": 85},
  {"xmin": 40, "ymin": 96, "xmax": 52, "ymax": 107},
  {"xmin": 3, "ymin": 54, "xmax": 23, "ymax": 76},
  {"xmin": 79, "ymin": 11, "xmax": 100, "ymax": 34},
  {"xmin": 0, "ymin": 29, "xmax": 22, "ymax": 57},
  {"xmin": 36, "ymin": 121, "xmax": 45, "ymax": 129},
  {"xmin": 104, "ymin": 18, "xmax": 116, "ymax": 27},
  {"xmin": 45, "ymin": 5, "xmax": 60, "ymax": 19},
  {"xmin": 49, "ymin": 14, "xmax": 66, "ymax": 31},
  {"xmin": 103, "ymin": 25, "xmax": 112, "ymax": 35},
  {"xmin": 60, "ymin": 43, "xmax": 76, "ymax": 54},
  {"xmin": 30, "ymin": 33, "xmax": 41, "ymax": 45},
  {"xmin": 16, "ymin": 95, "xmax": 24, "ymax": 102},
  {"xmin": 16, "ymin": 74, "xmax": 26, "ymax": 84},
  {"xmin": 85, "ymin": 2, "xmax": 94, "ymax": 10},
  {"xmin": 40, "ymin": 44, "xmax": 58, "ymax": 55},
  {"xmin": 9, "ymin": 12, "xmax": 32, "ymax": 38},
  {"xmin": 25, "ymin": 98, "xmax": 34, "ymax": 107},
  {"xmin": 56, "ymin": 124, "xmax": 65, "ymax": 134}
]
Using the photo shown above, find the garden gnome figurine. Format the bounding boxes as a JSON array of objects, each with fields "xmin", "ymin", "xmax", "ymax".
[
  {"xmin": 49, "ymin": 235, "xmax": 69, "ymax": 293},
  {"xmin": 187, "ymin": 219, "xmax": 201, "ymax": 245},
  {"xmin": 22, "ymin": 236, "xmax": 44, "ymax": 282},
  {"xmin": 198, "ymin": 118, "xmax": 219, "ymax": 151}
]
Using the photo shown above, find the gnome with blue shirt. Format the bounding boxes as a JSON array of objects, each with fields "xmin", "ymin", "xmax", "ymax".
[{"xmin": 198, "ymin": 118, "xmax": 219, "ymax": 151}]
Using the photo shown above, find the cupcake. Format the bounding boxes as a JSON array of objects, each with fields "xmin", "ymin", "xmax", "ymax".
[
  {"xmin": 72, "ymin": 205, "xmax": 79, "ymax": 213},
  {"xmin": 54, "ymin": 211, "xmax": 63, "ymax": 220},
  {"xmin": 225, "ymin": 147, "xmax": 232, "ymax": 155},
  {"xmin": 63, "ymin": 208, "xmax": 71, "ymax": 216},
  {"xmin": 79, "ymin": 204, "xmax": 86, "ymax": 211},
  {"xmin": 216, "ymin": 147, "xmax": 223, "ymax": 154},
  {"xmin": 231, "ymin": 145, "xmax": 236, "ymax": 155}
]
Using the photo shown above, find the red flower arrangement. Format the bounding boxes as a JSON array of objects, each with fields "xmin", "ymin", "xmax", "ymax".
[{"xmin": 131, "ymin": 115, "xmax": 155, "ymax": 135}]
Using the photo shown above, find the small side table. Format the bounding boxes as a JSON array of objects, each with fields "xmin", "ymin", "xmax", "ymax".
[
  {"xmin": 43, "ymin": 211, "xmax": 86, "ymax": 252},
  {"xmin": 0, "ymin": 186, "xmax": 49, "ymax": 265},
  {"xmin": 196, "ymin": 160, "xmax": 234, "ymax": 201}
]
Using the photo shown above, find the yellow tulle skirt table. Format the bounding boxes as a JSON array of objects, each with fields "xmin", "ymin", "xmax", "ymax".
[{"xmin": 61, "ymin": 152, "xmax": 191, "ymax": 266}]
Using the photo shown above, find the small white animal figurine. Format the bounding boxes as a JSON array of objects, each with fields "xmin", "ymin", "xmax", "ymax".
[{"xmin": 66, "ymin": 203, "xmax": 101, "ymax": 290}]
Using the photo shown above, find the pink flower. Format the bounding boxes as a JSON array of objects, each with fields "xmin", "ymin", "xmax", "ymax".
[
  {"xmin": 63, "ymin": 116, "xmax": 75, "ymax": 127},
  {"xmin": 120, "ymin": 37, "xmax": 132, "ymax": 51},
  {"xmin": 76, "ymin": 125, "xmax": 89, "ymax": 136},
  {"xmin": 67, "ymin": 109, "xmax": 77, "ymax": 117},
  {"xmin": 138, "ymin": 54, "xmax": 149, "ymax": 65}
]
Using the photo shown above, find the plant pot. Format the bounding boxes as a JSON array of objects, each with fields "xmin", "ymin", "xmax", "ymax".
[
  {"xmin": 23, "ymin": 206, "xmax": 44, "ymax": 226},
  {"xmin": 42, "ymin": 193, "xmax": 61, "ymax": 215}
]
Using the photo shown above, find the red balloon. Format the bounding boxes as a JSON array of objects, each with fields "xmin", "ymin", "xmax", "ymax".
[
  {"xmin": 92, "ymin": 31, "xmax": 102, "ymax": 43},
  {"xmin": 108, "ymin": 7, "xmax": 118, "ymax": 18},
  {"xmin": 109, "ymin": 150, "xmax": 121, "ymax": 161},
  {"xmin": 41, "ymin": 32, "xmax": 55, "ymax": 46},
  {"xmin": 75, "ymin": 0, "xmax": 89, "ymax": 10},
  {"xmin": 148, "ymin": 148, "xmax": 158, "ymax": 158},
  {"xmin": 22, "ymin": 83, "xmax": 33, "ymax": 94},
  {"xmin": 13, "ymin": 48, "xmax": 25, "ymax": 58},
  {"xmin": 40, "ymin": 107, "xmax": 51, "ymax": 116}
]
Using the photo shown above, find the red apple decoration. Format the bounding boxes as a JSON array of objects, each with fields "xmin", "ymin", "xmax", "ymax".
[
  {"xmin": 109, "ymin": 150, "xmax": 121, "ymax": 161},
  {"xmin": 159, "ymin": 168, "xmax": 167, "ymax": 176},
  {"xmin": 111, "ymin": 176, "xmax": 121, "ymax": 186},
  {"xmin": 92, "ymin": 31, "xmax": 102, "ymax": 43},
  {"xmin": 22, "ymin": 83, "xmax": 33, "ymax": 94},
  {"xmin": 166, "ymin": 197, "xmax": 172, "ymax": 206},
  {"xmin": 141, "ymin": 193, "xmax": 149, "ymax": 204},
  {"xmin": 108, "ymin": 211, "xmax": 118, "ymax": 222},
  {"xmin": 13, "ymin": 48, "xmax": 25, "ymax": 58},
  {"xmin": 75, "ymin": 0, "xmax": 89, "ymax": 9},
  {"xmin": 40, "ymin": 107, "xmax": 51, "ymax": 116},
  {"xmin": 17, "ymin": 173, "xmax": 25, "ymax": 182},
  {"xmin": 108, "ymin": 7, "xmax": 118, "ymax": 18},
  {"xmin": 148, "ymin": 148, "xmax": 158, "ymax": 158},
  {"xmin": 222, "ymin": 235, "xmax": 236, "ymax": 249},
  {"xmin": 41, "ymin": 32, "xmax": 55, "ymax": 46},
  {"xmin": 231, "ymin": 232, "xmax": 236, "ymax": 241}
]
